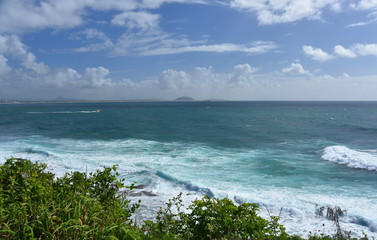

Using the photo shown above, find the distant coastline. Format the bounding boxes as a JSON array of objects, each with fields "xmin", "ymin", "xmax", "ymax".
[
  {"xmin": 2, "ymin": 99, "xmax": 377, "ymax": 104},
  {"xmin": 0, "ymin": 97, "xmax": 229, "ymax": 104}
]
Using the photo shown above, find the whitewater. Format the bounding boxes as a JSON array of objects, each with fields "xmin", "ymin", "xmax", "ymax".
[{"xmin": 1, "ymin": 101, "xmax": 377, "ymax": 238}]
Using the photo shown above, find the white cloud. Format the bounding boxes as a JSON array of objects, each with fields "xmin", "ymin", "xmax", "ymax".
[
  {"xmin": 30, "ymin": 66, "xmax": 116, "ymax": 89},
  {"xmin": 302, "ymin": 43, "xmax": 377, "ymax": 60},
  {"xmin": 0, "ymin": 0, "xmax": 206, "ymax": 34},
  {"xmin": 0, "ymin": 63, "xmax": 258, "ymax": 100},
  {"xmin": 111, "ymin": 11, "xmax": 160, "ymax": 31},
  {"xmin": 228, "ymin": 64, "xmax": 258, "ymax": 87},
  {"xmin": 0, "ymin": 0, "xmax": 185, "ymax": 34},
  {"xmin": 333, "ymin": 45, "xmax": 357, "ymax": 58},
  {"xmin": 320, "ymin": 74, "xmax": 335, "ymax": 80},
  {"xmin": 341, "ymin": 72, "xmax": 350, "ymax": 78},
  {"xmin": 302, "ymin": 45, "xmax": 334, "ymax": 61},
  {"xmin": 3, "ymin": 62, "xmax": 377, "ymax": 101},
  {"xmin": 192, "ymin": 66, "xmax": 226, "ymax": 88},
  {"xmin": 139, "ymin": 0, "xmax": 207, "ymax": 8},
  {"xmin": 94, "ymin": 64, "xmax": 258, "ymax": 91},
  {"xmin": 109, "ymin": 24, "xmax": 277, "ymax": 56},
  {"xmin": 347, "ymin": 1, "xmax": 377, "ymax": 27},
  {"xmin": 23, "ymin": 52, "xmax": 49, "ymax": 74},
  {"xmin": 80, "ymin": 29, "xmax": 111, "ymax": 41},
  {"xmin": 83, "ymin": 67, "xmax": 113, "ymax": 87},
  {"xmin": 111, "ymin": 31, "xmax": 172, "ymax": 56},
  {"xmin": 0, "ymin": 54, "xmax": 11, "ymax": 75},
  {"xmin": 0, "ymin": 0, "xmax": 84, "ymax": 33},
  {"xmin": 159, "ymin": 69, "xmax": 192, "ymax": 89},
  {"xmin": 0, "ymin": 36, "xmax": 7, "ymax": 53},
  {"xmin": 353, "ymin": 0, "xmax": 377, "ymax": 10},
  {"xmin": 330, "ymin": 2, "xmax": 342, "ymax": 12},
  {"xmin": 156, "ymin": 64, "xmax": 259, "ymax": 90},
  {"xmin": 0, "ymin": 0, "xmax": 277, "ymax": 57},
  {"xmin": 46, "ymin": 68, "xmax": 82, "ymax": 88},
  {"xmin": 282, "ymin": 63, "xmax": 310, "ymax": 75},
  {"xmin": 0, "ymin": 34, "xmax": 49, "ymax": 74},
  {"xmin": 233, "ymin": 63, "xmax": 258, "ymax": 75},
  {"xmin": 138, "ymin": 42, "xmax": 277, "ymax": 56},
  {"xmin": 353, "ymin": 43, "xmax": 377, "ymax": 56},
  {"xmin": 73, "ymin": 29, "xmax": 113, "ymax": 53},
  {"xmin": 156, "ymin": 66, "xmax": 222, "ymax": 89},
  {"xmin": 88, "ymin": 0, "xmax": 139, "ymax": 11},
  {"xmin": 346, "ymin": 20, "xmax": 375, "ymax": 27},
  {"xmin": 230, "ymin": 0, "xmax": 341, "ymax": 25}
]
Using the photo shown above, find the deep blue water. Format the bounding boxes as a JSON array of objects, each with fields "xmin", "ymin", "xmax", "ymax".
[{"xmin": 1, "ymin": 101, "xmax": 377, "ymax": 237}]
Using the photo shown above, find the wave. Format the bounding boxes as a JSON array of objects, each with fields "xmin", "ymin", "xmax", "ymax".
[
  {"xmin": 1, "ymin": 136, "xmax": 377, "ymax": 238},
  {"xmin": 322, "ymin": 146, "xmax": 377, "ymax": 171},
  {"xmin": 341, "ymin": 123, "xmax": 377, "ymax": 133},
  {"xmin": 21, "ymin": 147, "xmax": 52, "ymax": 157},
  {"xmin": 349, "ymin": 216, "xmax": 377, "ymax": 232},
  {"xmin": 156, "ymin": 171, "xmax": 214, "ymax": 197}
]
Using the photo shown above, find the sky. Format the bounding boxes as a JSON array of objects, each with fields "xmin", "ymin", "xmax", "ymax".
[{"xmin": 0, "ymin": 0, "xmax": 377, "ymax": 101}]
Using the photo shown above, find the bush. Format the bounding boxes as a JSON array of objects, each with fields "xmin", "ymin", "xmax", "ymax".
[
  {"xmin": 0, "ymin": 157, "xmax": 141, "ymax": 239},
  {"xmin": 142, "ymin": 193, "xmax": 296, "ymax": 240}
]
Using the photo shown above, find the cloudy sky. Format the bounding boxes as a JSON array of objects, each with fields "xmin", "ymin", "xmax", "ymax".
[{"xmin": 1, "ymin": 0, "xmax": 377, "ymax": 100}]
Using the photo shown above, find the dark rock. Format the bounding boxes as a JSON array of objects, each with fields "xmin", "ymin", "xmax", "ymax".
[{"xmin": 122, "ymin": 190, "xmax": 157, "ymax": 197}]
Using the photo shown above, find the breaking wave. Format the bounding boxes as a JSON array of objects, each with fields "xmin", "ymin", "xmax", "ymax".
[
  {"xmin": 322, "ymin": 146, "xmax": 377, "ymax": 171},
  {"xmin": 21, "ymin": 147, "xmax": 52, "ymax": 157},
  {"xmin": 156, "ymin": 171, "xmax": 214, "ymax": 197}
]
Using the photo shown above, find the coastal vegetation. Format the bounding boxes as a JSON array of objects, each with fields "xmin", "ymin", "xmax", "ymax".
[{"xmin": 0, "ymin": 158, "xmax": 370, "ymax": 240}]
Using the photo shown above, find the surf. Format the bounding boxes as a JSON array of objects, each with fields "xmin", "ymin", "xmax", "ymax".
[{"xmin": 322, "ymin": 145, "xmax": 377, "ymax": 171}]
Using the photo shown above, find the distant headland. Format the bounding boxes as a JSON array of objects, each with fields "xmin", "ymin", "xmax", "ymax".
[{"xmin": 174, "ymin": 96, "xmax": 195, "ymax": 101}]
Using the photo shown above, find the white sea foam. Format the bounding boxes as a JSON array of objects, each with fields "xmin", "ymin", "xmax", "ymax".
[
  {"xmin": 1, "ymin": 136, "xmax": 377, "ymax": 238},
  {"xmin": 322, "ymin": 145, "xmax": 377, "ymax": 171},
  {"xmin": 212, "ymin": 185, "xmax": 377, "ymax": 238}
]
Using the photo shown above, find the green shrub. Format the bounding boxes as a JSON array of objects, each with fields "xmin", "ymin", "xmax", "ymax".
[
  {"xmin": 142, "ymin": 193, "xmax": 296, "ymax": 240},
  {"xmin": 0, "ymin": 157, "xmax": 141, "ymax": 239}
]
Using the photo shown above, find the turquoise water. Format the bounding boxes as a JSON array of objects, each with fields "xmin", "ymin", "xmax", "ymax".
[{"xmin": 1, "ymin": 101, "xmax": 377, "ymax": 237}]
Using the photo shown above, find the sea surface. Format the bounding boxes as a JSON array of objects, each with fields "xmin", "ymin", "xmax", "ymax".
[{"xmin": 1, "ymin": 101, "xmax": 377, "ymax": 238}]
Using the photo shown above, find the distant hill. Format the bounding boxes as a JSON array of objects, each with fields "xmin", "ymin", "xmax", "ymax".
[{"xmin": 175, "ymin": 96, "xmax": 194, "ymax": 101}]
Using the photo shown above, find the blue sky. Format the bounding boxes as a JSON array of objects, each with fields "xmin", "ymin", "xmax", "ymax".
[{"xmin": 1, "ymin": 0, "xmax": 377, "ymax": 100}]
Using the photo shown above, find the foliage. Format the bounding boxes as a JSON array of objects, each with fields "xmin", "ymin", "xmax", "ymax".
[
  {"xmin": 0, "ymin": 157, "xmax": 141, "ymax": 239},
  {"xmin": 143, "ymin": 193, "xmax": 297, "ymax": 240}
]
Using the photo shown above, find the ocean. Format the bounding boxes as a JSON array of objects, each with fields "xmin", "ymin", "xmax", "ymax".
[{"xmin": 1, "ymin": 101, "xmax": 377, "ymax": 238}]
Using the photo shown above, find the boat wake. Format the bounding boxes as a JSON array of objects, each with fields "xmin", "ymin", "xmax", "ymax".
[{"xmin": 27, "ymin": 110, "xmax": 101, "ymax": 114}]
